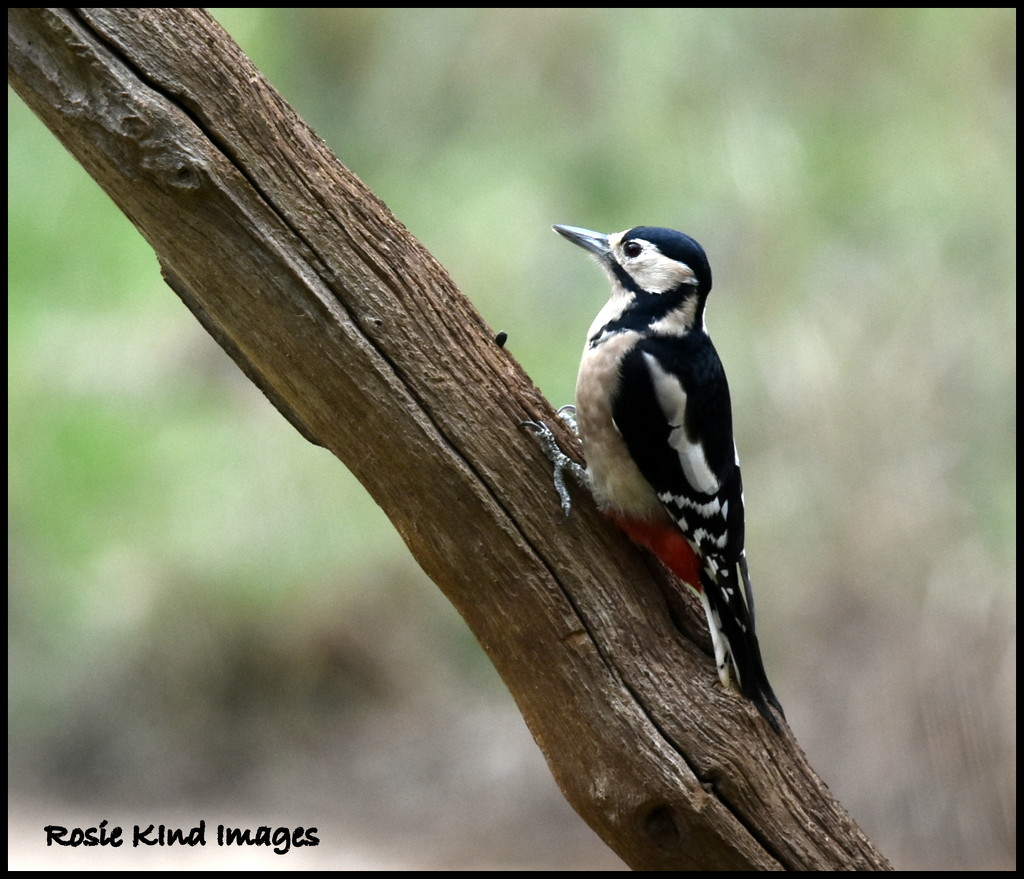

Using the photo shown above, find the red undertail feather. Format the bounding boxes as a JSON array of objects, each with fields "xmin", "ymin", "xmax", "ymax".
[{"xmin": 610, "ymin": 514, "xmax": 702, "ymax": 589}]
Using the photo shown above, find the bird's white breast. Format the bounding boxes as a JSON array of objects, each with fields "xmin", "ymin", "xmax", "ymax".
[{"xmin": 575, "ymin": 331, "xmax": 665, "ymax": 521}]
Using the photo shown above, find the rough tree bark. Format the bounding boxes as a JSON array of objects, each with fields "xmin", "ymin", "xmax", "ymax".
[{"xmin": 8, "ymin": 8, "xmax": 890, "ymax": 870}]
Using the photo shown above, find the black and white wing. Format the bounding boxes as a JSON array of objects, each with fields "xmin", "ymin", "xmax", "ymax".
[{"xmin": 612, "ymin": 333, "xmax": 782, "ymax": 720}]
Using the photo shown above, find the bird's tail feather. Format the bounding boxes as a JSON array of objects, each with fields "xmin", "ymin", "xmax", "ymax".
[{"xmin": 702, "ymin": 557, "xmax": 784, "ymax": 729}]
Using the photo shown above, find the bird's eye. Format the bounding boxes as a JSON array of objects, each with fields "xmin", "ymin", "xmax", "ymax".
[{"xmin": 623, "ymin": 241, "xmax": 643, "ymax": 258}]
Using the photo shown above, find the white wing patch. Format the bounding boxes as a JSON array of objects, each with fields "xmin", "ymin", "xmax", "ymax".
[{"xmin": 642, "ymin": 353, "xmax": 720, "ymax": 495}]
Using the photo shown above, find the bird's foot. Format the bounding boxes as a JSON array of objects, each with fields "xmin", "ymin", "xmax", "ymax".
[{"xmin": 522, "ymin": 413, "xmax": 588, "ymax": 519}]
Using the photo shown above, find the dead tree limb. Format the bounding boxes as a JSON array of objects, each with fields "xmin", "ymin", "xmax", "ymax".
[{"xmin": 8, "ymin": 8, "xmax": 890, "ymax": 870}]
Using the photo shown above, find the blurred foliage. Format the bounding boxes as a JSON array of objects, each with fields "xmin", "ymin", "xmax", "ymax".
[{"xmin": 8, "ymin": 8, "xmax": 1015, "ymax": 869}]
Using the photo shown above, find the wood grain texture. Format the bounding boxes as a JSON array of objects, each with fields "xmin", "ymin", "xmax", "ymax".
[{"xmin": 8, "ymin": 8, "xmax": 890, "ymax": 869}]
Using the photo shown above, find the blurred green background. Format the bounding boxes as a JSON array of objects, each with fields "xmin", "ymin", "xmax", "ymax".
[{"xmin": 8, "ymin": 8, "xmax": 1015, "ymax": 869}]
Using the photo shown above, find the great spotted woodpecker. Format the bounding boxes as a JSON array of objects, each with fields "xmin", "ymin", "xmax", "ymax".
[{"xmin": 525, "ymin": 224, "xmax": 783, "ymax": 727}]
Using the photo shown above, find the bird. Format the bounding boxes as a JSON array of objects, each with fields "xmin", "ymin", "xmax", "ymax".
[{"xmin": 525, "ymin": 223, "xmax": 783, "ymax": 727}]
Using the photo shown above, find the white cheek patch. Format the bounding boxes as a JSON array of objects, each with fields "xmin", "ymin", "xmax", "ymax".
[
  {"xmin": 610, "ymin": 229, "xmax": 700, "ymax": 295},
  {"xmin": 631, "ymin": 254, "xmax": 697, "ymax": 294},
  {"xmin": 643, "ymin": 353, "xmax": 720, "ymax": 495}
]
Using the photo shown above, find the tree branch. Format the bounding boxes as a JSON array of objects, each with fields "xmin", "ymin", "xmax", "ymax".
[{"xmin": 8, "ymin": 8, "xmax": 890, "ymax": 870}]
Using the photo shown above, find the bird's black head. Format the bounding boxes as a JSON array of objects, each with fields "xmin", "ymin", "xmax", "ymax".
[
  {"xmin": 616, "ymin": 226, "xmax": 712, "ymax": 297},
  {"xmin": 554, "ymin": 224, "xmax": 712, "ymax": 298}
]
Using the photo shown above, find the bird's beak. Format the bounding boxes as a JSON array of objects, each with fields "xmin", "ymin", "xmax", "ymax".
[{"xmin": 553, "ymin": 225, "xmax": 611, "ymax": 259}]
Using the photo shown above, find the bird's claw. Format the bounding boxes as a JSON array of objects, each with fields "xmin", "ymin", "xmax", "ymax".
[
  {"xmin": 522, "ymin": 416, "xmax": 588, "ymax": 519},
  {"xmin": 556, "ymin": 404, "xmax": 579, "ymax": 435}
]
